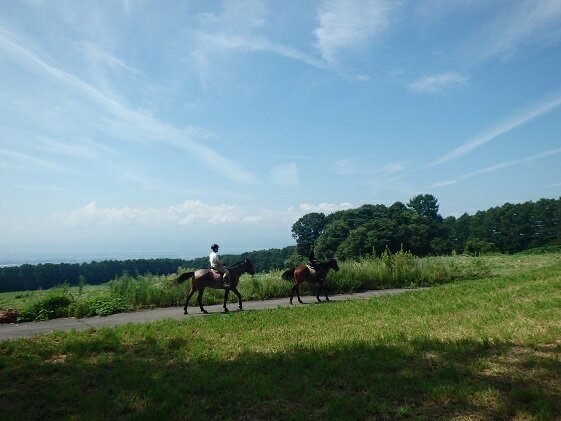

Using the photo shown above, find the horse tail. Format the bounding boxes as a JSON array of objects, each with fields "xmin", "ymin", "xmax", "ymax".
[
  {"xmin": 175, "ymin": 271, "xmax": 195, "ymax": 284},
  {"xmin": 281, "ymin": 268, "xmax": 295, "ymax": 281}
]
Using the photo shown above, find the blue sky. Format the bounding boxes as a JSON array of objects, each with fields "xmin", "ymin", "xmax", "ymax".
[{"xmin": 1, "ymin": 0, "xmax": 560, "ymax": 262}]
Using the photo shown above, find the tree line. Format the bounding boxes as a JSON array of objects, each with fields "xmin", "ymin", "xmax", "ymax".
[
  {"xmin": 0, "ymin": 247, "xmax": 295, "ymax": 293},
  {"xmin": 291, "ymin": 195, "xmax": 561, "ymax": 260}
]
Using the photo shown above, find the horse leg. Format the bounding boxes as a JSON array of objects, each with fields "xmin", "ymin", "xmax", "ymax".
[
  {"xmin": 184, "ymin": 286, "xmax": 196, "ymax": 314},
  {"xmin": 323, "ymin": 280, "xmax": 330, "ymax": 302},
  {"xmin": 223, "ymin": 288, "xmax": 230, "ymax": 313},
  {"xmin": 290, "ymin": 283, "xmax": 297, "ymax": 305},
  {"xmin": 232, "ymin": 287, "xmax": 243, "ymax": 310},
  {"xmin": 316, "ymin": 282, "xmax": 322, "ymax": 303},
  {"xmin": 296, "ymin": 283, "xmax": 304, "ymax": 304},
  {"xmin": 198, "ymin": 288, "xmax": 208, "ymax": 314}
]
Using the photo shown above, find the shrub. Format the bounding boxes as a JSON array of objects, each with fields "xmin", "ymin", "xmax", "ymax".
[
  {"xmin": 74, "ymin": 295, "xmax": 134, "ymax": 317},
  {"xmin": 18, "ymin": 293, "xmax": 72, "ymax": 321}
]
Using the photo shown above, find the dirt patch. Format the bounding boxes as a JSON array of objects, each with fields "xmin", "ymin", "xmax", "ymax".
[{"xmin": 0, "ymin": 308, "xmax": 19, "ymax": 323}]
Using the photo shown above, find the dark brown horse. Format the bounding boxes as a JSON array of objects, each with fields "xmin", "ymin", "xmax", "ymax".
[
  {"xmin": 281, "ymin": 258, "xmax": 339, "ymax": 304},
  {"xmin": 176, "ymin": 258, "xmax": 255, "ymax": 314}
]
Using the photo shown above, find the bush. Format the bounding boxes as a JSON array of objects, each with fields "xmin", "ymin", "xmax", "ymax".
[
  {"xmin": 464, "ymin": 238, "xmax": 498, "ymax": 255},
  {"xmin": 18, "ymin": 293, "xmax": 72, "ymax": 321},
  {"xmin": 517, "ymin": 245, "xmax": 561, "ymax": 255},
  {"xmin": 109, "ymin": 273, "xmax": 188, "ymax": 308},
  {"xmin": 74, "ymin": 295, "xmax": 134, "ymax": 317}
]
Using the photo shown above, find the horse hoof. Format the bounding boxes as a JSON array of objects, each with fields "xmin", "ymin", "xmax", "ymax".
[
  {"xmin": 184, "ymin": 311, "xmax": 188, "ymax": 315},
  {"xmin": 202, "ymin": 310, "xmax": 209, "ymax": 314},
  {"xmin": 298, "ymin": 300, "xmax": 304, "ymax": 304},
  {"xmin": 224, "ymin": 308, "xmax": 229, "ymax": 313}
]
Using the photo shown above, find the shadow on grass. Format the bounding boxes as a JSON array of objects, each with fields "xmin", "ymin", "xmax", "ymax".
[{"xmin": 1, "ymin": 332, "xmax": 559, "ymax": 420}]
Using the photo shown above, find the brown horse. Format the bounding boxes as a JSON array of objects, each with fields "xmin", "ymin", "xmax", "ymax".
[
  {"xmin": 281, "ymin": 258, "xmax": 339, "ymax": 304},
  {"xmin": 176, "ymin": 258, "xmax": 255, "ymax": 314}
]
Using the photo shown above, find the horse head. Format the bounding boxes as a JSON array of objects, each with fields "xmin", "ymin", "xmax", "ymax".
[
  {"xmin": 244, "ymin": 258, "xmax": 256, "ymax": 275},
  {"xmin": 327, "ymin": 258, "xmax": 339, "ymax": 271}
]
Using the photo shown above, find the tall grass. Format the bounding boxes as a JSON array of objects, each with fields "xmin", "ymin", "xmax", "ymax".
[
  {"xmin": 332, "ymin": 249, "xmax": 492, "ymax": 291},
  {"xmin": 107, "ymin": 249, "xmax": 492, "ymax": 309},
  {"xmin": 4, "ymin": 250, "xmax": 498, "ymax": 320}
]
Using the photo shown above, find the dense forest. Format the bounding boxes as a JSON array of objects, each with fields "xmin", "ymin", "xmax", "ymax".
[
  {"xmin": 0, "ymin": 247, "xmax": 295, "ymax": 293},
  {"xmin": 1, "ymin": 195, "xmax": 559, "ymax": 293},
  {"xmin": 291, "ymin": 195, "xmax": 561, "ymax": 260}
]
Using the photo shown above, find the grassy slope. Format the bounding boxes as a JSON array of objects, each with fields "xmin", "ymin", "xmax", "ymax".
[
  {"xmin": 0, "ymin": 284, "xmax": 107, "ymax": 310},
  {"xmin": 0, "ymin": 255, "xmax": 560, "ymax": 420}
]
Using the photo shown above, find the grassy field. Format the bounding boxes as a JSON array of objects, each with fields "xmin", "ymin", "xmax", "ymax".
[{"xmin": 1, "ymin": 253, "xmax": 560, "ymax": 420}]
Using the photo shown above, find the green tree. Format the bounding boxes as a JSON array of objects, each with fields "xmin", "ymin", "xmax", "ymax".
[
  {"xmin": 336, "ymin": 227, "xmax": 370, "ymax": 260},
  {"xmin": 315, "ymin": 220, "xmax": 351, "ymax": 259},
  {"xmin": 291, "ymin": 212, "xmax": 327, "ymax": 256},
  {"xmin": 407, "ymin": 194, "xmax": 442, "ymax": 222}
]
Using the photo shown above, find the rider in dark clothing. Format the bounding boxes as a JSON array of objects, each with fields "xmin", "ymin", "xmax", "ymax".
[{"xmin": 308, "ymin": 246, "xmax": 322, "ymax": 279}]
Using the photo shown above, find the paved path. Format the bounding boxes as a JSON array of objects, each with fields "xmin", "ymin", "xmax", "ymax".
[{"xmin": 0, "ymin": 288, "xmax": 425, "ymax": 341}]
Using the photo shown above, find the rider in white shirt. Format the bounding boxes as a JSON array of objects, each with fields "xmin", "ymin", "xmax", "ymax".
[{"xmin": 209, "ymin": 244, "xmax": 230, "ymax": 287}]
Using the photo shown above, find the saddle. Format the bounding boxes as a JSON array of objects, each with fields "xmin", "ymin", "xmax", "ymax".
[{"xmin": 306, "ymin": 265, "xmax": 322, "ymax": 279}]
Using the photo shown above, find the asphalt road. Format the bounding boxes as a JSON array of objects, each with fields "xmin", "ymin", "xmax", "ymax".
[{"xmin": 0, "ymin": 288, "xmax": 425, "ymax": 341}]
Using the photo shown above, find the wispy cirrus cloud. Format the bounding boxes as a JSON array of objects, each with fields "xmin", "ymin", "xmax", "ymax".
[
  {"xmin": 429, "ymin": 92, "xmax": 561, "ymax": 167},
  {"xmin": 33, "ymin": 137, "xmax": 116, "ymax": 160},
  {"xmin": 333, "ymin": 159, "xmax": 408, "ymax": 176},
  {"xmin": 408, "ymin": 72, "xmax": 467, "ymax": 93},
  {"xmin": 190, "ymin": 1, "xmax": 326, "ymax": 86},
  {"xmin": 0, "ymin": 27, "xmax": 259, "ymax": 185},
  {"xmin": 314, "ymin": 0, "xmax": 395, "ymax": 62},
  {"xmin": 473, "ymin": 0, "xmax": 561, "ymax": 60},
  {"xmin": 0, "ymin": 148, "xmax": 73, "ymax": 173},
  {"xmin": 269, "ymin": 163, "xmax": 300, "ymax": 186},
  {"xmin": 192, "ymin": 32, "xmax": 326, "ymax": 73},
  {"xmin": 430, "ymin": 146, "xmax": 561, "ymax": 187}
]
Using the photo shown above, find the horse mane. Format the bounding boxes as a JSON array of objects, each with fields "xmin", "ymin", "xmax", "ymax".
[{"xmin": 228, "ymin": 258, "xmax": 249, "ymax": 268}]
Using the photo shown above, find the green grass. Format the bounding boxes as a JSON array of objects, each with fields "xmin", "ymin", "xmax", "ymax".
[
  {"xmin": 1, "ymin": 254, "xmax": 560, "ymax": 420},
  {"xmin": 0, "ymin": 284, "xmax": 108, "ymax": 310}
]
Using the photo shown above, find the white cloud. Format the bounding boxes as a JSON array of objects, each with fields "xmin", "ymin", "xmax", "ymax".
[
  {"xmin": 333, "ymin": 159, "xmax": 408, "ymax": 176},
  {"xmin": 269, "ymin": 163, "xmax": 299, "ymax": 186},
  {"xmin": 314, "ymin": 0, "xmax": 394, "ymax": 62},
  {"xmin": 192, "ymin": 32, "xmax": 326, "ymax": 73},
  {"xmin": 33, "ymin": 137, "xmax": 115, "ymax": 160},
  {"xmin": 475, "ymin": 0, "xmax": 561, "ymax": 60},
  {"xmin": 429, "ymin": 93, "xmax": 561, "ymax": 166},
  {"xmin": 430, "ymin": 146, "xmax": 561, "ymax": 187},
  {"xmin": 408, "ymin": 72, "xmax": 467, "ymax": 93},
  {"xmin": 53, "ymin": 200, "xmax": 356, "ymax": 227},
  {"xmin": 299, "ymin": 202, "xmax": 354, "ymax": 213},
  {"xmin": 0, "ymin": 148, "xmax": 73, "ymax": 174}
]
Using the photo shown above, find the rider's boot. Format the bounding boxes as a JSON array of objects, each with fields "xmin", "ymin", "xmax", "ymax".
[{"xmin": 222, "ymin": 273, "xmax": 230, "ymax": 288}]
